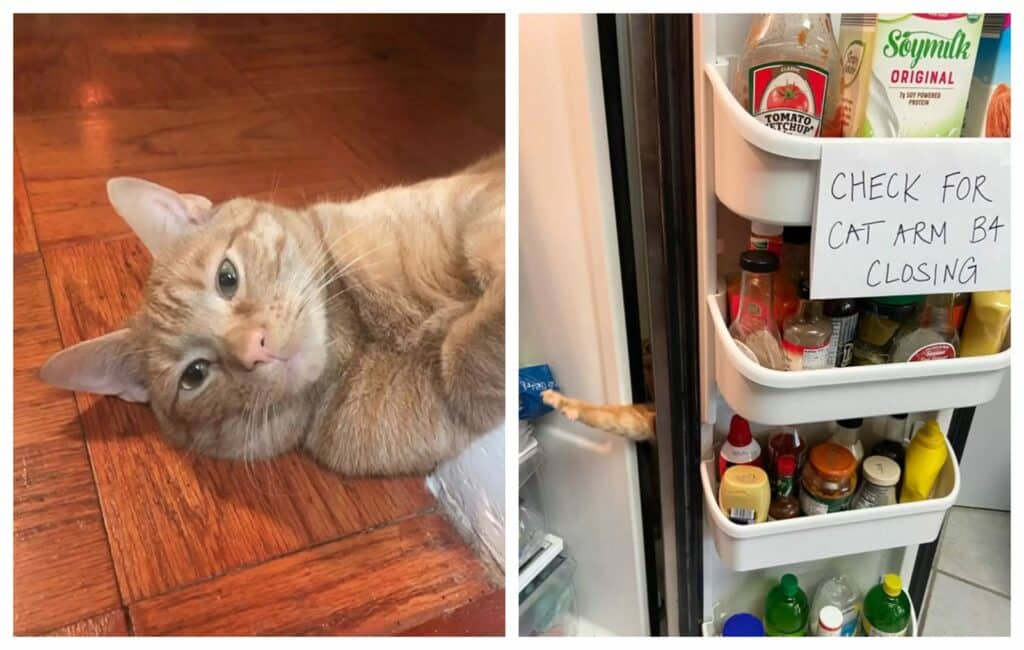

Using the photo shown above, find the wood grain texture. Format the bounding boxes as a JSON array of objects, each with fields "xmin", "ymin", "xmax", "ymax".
[
  {"xmin": 13, "ymin": 255, "xmax": 122, "ymax": 635},
  {"xmin": 14, "ymin": 15, "xmax": 256, "ymax": 114},
  {"xmin": 129, "ymin": 514, "xmax": 496, "ymax": 635},
  {"xmin": 14, "ymin": 145, "xmax": 38, "ymax": 254},
  {"xmin": 45, "ymin": 609, "xmax": 130, "ymax": 636},
  {"xmin": 399, "ymin": 588, "xmax": 504, "ymax": 636}
]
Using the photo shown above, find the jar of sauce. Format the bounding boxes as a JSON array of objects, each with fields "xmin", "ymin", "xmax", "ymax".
[{"xmin": 800, "ymin": 443, "xmax": 858, "ymax": 515}]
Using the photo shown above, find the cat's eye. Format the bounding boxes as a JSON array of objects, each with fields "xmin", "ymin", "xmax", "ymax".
[
  {"xmin": 180, "ymin": 359, "xmax": 210, "ymax": 390},
  {"xmin": 216, "ymin": 259, "xmax": 239, "ymax": 299}
]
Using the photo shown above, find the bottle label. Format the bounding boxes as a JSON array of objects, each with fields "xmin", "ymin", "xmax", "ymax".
[
  {"xmin": 852, "ymin": 482, "xmax": 896, "ymax": 510},
  {"xmin": 773, "ymin": 475, "xmax": 795, "ymax": 498},
  {"xmin": 908, "ymin": 341, "xmax": 956, "ymax": 361},
  {"xmin": 782, "ymin": 338, "xmax": 831, "ymax": 370},
  {"xmin": 748, "ymin": 62, "xmax": 830, "ymax": 137},
  {"xmin": 728, "ymin": 507, "xmax": 757, "ymax": 525},
  {"xmin": 800, "ymin": 489, "xmax": 852, "ymax": 515},
  {"xmin": 826, "ymin": 313, "xmax": 860, "ymax": 367},
  {"xmin": 860, "ymin": 615, "xmax": 908, "ymax": 637}
]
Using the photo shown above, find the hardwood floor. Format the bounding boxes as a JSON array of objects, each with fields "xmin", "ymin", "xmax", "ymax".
[{"xmin": 12, "ymin": 14, "xmax": 504, "ymax": 636}]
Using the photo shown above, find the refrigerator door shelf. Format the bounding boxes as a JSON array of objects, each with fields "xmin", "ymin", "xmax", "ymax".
[
  {"xmin": 709, "ymin": 293, "xmax": 1010, "ymax": 426},
  {"xmin": 700, "ymin": 594, "xmax": 918, "ymax": 637},
  {"xmin": 520, "ymin": 533, "xmax": 565, "ymax": 593},
  {"xmin": 700, "ymin": 433, "xmax": 958, "ymax": 572},
  {"xmin": 520, "ymin": 435, "xmax": 543, "ymax": 488},
  {"xmin": 706, "ymin": 60, "xmax": 1010, "ymax": 225}
]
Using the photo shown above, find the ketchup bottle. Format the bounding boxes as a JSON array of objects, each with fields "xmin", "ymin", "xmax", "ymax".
[{"xmin": 718, "ymin": 415, "xmax": 764, "ymax": 480}]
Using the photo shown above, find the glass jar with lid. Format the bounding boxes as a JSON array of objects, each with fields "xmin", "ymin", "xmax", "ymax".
[
  {"xmin": 800, "ymin": 443, "xmax": 858, "ymax": 515},
  {"xmin": 851, "ymin": 295, "xmax": 922, "ymax": 365}
]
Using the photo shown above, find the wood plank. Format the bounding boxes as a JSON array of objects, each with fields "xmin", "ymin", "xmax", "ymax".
[
  {"xmin": 399, "ymin": 589, "xmax": 504, "ymax": 636},
  {"xmin": 279, "ymin": 83, "xmax": 503, "ymax": 188},
  {"xmin": 14, "ymin": 15, "xmax": 255, "ymax": 114},
  {"xmin": 44, "ymin": 608, "xmax": 130, "ymax": 636},
  {"xmin": 14, "ymin": 145, "xmax": 38, "ymax": 254},
  {"xmin": 15, "ymin": 98, "xmax": 326, "ymax": 181},
  {"xmin": 43, "ymin": 237, "xmax": 435, "ymax": 602},
  {"xmin": 13, "ymin": 255, "xmax": 123, "ymax": 635},
  {"xmin": 129, "ymin": 514, "xmax": 496, "ymax": 635}
]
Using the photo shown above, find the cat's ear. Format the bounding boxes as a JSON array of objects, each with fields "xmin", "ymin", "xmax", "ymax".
[
  {"xmin": 106, "ymin": 177, "xmax": 213, "ymax": 257},
  {"xmin": 39, "ymin": 329, "xmax": 148, "ymax": 403}
]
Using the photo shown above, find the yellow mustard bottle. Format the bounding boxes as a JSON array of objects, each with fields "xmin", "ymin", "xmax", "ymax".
[
  {"xmin": 719, "ymin": 465, "xmax": 770, "ymax": 524},
  {"xmin": 900, "ymin": 420, "xmax": 948, "ymax": 503},
  {"xmin": 960, "ymin": 291, "xmax": 1011, "ymax": 357}
]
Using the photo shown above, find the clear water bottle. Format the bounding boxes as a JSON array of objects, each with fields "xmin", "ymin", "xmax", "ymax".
[{"xmin": 809, "ymin": 574, "xmax": 860, "ymax": 636}]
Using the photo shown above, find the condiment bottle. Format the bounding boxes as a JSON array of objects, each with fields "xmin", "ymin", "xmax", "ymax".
[
  {"xmin": 823, "ymin": 297, "xmax": 861, "ymax": 367},
  {"xmin": 830, "ymin": 418, "xmax": 865, "ymax": 465},
  {"xmin": 870, "ymin": 413, "xmax": 908, "ymax": 471},
  {"xmin": 782, "ymin": 278, "xmax": 832, "ymax": 370},
  {"xmin": 766, "ymin": 425, "xmax": 806, "ymax": 475},
  {"xmin": 800, "ymin": 443, "xmax": 858, "ymax": 515},
  {"xmin": 851, "ymin": 455, "xmax": 901, "ymax": 509},
  {"xmin": 901, "ymin": 420, "xmax": 949, "ymax": 503},
  {"xmin": 859, "ymin": 574, "xmax": 911, "ymax": 636},
  {"xmin": 719, "ymin": 465, "xmax": 770, "ymax": 525},
  {"xmin": 851, "ymin": 295, "xmax": 921, "ymax": 365},
  {"xmin": 733, "ymin": 14, "xmax": 844, "ymax": 138},
  {"xmin": 730, "ymin": 250, "xmax": 788, "ymax": 370},
  {"xmin": 815, "ymin": 606, "xmax": 844, "ymax": 637},
  {"xmin": 717, "ymin": 415, "xmax": 763, "ymax": 479},
  {"xmin": 768, "ymin": 455, "xmax": 801, "ymax": 520},
  {"xmin": 726, "ymin": 223, "xmax": 789, "ymax": 324},
  {"xmin": 764, "ymin": 573, "xmax": 810, "ymax": 636},
  {"xmin": 952, "ymin": 292, "xmax": 971, "ymax": 331},
  {"xmin": 889, "ymin": 293, "xmax": 960, "ymax": 362},
  {"xmin": 960, "ymin": 290, "xmax": 1011, "ymax": 357}
]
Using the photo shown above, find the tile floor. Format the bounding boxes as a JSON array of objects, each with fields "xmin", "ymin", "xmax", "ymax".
[
  {"xmin": 13, "ymin": 14, "xmax": 504, "ymax": 636},
  {"xmin": 920, "ymin": 506, "xmax": 1011, "ymax": 636}
]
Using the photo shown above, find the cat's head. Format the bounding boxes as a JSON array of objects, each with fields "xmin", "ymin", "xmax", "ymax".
[{"xmin": 40, "ymin": 178, "xmax": 333, "ymax": 458}]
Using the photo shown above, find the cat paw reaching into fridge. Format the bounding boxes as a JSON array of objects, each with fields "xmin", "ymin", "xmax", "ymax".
[{"xmin": 541, "ymin": 389, "xmax": 656, "ymax": 442}]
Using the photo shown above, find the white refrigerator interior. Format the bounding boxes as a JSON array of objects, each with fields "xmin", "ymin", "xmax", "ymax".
[{"xmin": 519, "ymin": 14, "xmax": 650, "ymax": 636}]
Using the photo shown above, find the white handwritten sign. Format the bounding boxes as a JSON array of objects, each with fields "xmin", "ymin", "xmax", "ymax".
[{"xmin": 810, "ymin": 140, "xmax": 1010, "ymax": 300}]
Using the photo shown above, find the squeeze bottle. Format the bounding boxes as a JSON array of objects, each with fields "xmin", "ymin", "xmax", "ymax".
[{"xmin": 900, "ymin": 420, "xmax": 948, "ymax": 503}]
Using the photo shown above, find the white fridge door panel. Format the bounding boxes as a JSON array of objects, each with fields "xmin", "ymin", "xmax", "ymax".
[{"xmin": 520, "ymin": 14, "xmax": 649, "ymax": 636}]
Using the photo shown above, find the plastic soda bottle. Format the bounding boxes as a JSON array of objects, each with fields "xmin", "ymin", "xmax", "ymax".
[
  {"xmin": 859, "ymin": 574, "xmax": 911, "ymax": 636},
  {"xmin": 764, "ymin": 573, "xmax": 809, "ymax": 636}
]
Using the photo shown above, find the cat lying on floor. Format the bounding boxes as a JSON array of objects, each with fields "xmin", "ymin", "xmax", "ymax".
[{"xmin": 40, "ymin": 152, "xmax": 505, "ymax": 476}]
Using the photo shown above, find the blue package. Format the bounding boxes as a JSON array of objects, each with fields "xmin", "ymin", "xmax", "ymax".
[{"xmin": 519, "ymin": 364, "xmax": 558, "ymax": 420}]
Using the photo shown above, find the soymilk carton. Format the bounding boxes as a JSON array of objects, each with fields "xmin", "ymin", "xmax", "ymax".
[
  {"xmin": 849, "ymin": 13, "xmax": 985, "ymax": 137},
  {"xmin": 962, "ymin": 14, "xmax": 1010, "ymax": 137}
]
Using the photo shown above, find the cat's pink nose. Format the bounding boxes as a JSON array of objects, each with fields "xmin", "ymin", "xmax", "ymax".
[{"xmin": 237, "ymin": 328, "xmax": 275, "ymax": 370}]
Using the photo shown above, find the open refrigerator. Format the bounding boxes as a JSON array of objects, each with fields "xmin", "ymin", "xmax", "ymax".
[{"xmin": 519, "ymin": 14, "xmax": 1010, "ymax": 636}]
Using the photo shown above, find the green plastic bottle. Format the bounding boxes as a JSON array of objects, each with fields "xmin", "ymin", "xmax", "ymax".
[
  {"xmin": 764, "ymin": 573, "xmax": 809, "ymax": 636},
  {"xmin": 859, "ymin": 574, "xmax": 911, "ymax": 636}
]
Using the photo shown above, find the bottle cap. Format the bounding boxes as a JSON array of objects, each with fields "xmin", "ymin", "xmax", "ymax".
[
  {"xmin": 776, "ymin": 455, "xmax": 797, "ymax": 477},
  {"xmin": 751, "ymin": 222, "xmax": 784, "ymax": 237},
  {"xmin": 722, "ymin": 465, "xmax": 767, "ymax": 488},
  {"xmin": 873, "ymin": 295, "xmax": 923, "ymax": 306},
  {"xmin": 836, "ymin": 417, "xmax": 863, "ymax": 429},
  {"xmin": 739, "ymin": 249, "xmax": 779, "ymax": 274},
  {"xmin": 818, "ymin": 605, "xmax": 844, "ymax": 633},
  {"xmin": 882, "ymin": 573, "xmax": 902, "ymax": 598},
  {"xmin": 781, "ymin": 573, "xmax": 799, "ymax": 597},
  {"xmin": 862, "ymin": 455, "xmax": 901, "ymax": 487},
  {"xmin": 783, "ymin": 226, "xmax": 812, "ymax": 244},
  {"xmin": 912, "ymin": 420, "xmax": 946, "ymax": 448},
  {"xmin": 722, "ymin": 613, "xmax": 765, "ymax": 637},
  {"xmin": 809, "ymin": 443, "xmax": 857, "ymax": 481},
  {"xmin": 728, "ymin": 414, "xmax": 753, "ymax": 447}
]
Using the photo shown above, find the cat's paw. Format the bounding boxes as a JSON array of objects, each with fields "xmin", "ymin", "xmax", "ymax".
[{"xmin": 541, "ymin": 389, "xmax": 563, "ymax": 408}]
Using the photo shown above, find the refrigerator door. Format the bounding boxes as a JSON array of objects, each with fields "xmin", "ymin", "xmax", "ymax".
[{"xmin": 520, "ymin": 14, "xmax": 650, "ymax": 636}]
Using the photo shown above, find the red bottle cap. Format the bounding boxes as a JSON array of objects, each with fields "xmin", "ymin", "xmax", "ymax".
[
  {"xmin": 776, "ymin": 455, "xmax": 797, "ymax": 477},
  {"xmin": 728, "ymin": 415, "xmax": 753, "ymax": 447}
]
